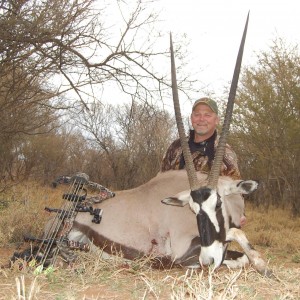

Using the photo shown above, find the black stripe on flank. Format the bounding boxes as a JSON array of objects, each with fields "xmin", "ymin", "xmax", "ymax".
[
  {"xmin": 73, "ymin": 221, "xmax": 144, "ymax": 260},
  {"xmin": 73, "ymin": 222, "xmax": 177, "ymax": 269}
]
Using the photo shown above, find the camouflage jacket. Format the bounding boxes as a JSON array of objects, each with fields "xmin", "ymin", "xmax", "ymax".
[{"xmin": 160, "ymin": 130, "xmax": 241, "ymax": 180}]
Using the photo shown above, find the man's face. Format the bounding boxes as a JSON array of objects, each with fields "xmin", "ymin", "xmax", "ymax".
[{"xmin": 191, "ymin": 104, "xmax": 219, "ymax": 140}]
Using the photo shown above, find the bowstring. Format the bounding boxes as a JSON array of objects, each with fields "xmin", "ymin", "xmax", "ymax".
[
  {"xmin": 36, "ymin": 179, "xmax": 76, "ymax": 264},
  {"xmin": 50, "ymin": 177, "xmax": 87, "ymax": 266},
  {"xmin": 34, "ymin": 177, "xmax": 86, "ymax": 267}
]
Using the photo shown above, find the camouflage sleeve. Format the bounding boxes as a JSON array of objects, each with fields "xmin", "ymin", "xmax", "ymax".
[
  {"xmin": 221, "ymin": 144, "xmax": 241, "ymax": 179},
  {"xmin": 160, "ymin": 139, "xmax": 182, "ymax": 172}
]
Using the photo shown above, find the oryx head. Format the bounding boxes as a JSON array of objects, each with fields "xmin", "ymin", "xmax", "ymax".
[{"xmin": 168, "ymin": 13, "xmax": 249, "ymax": 269}]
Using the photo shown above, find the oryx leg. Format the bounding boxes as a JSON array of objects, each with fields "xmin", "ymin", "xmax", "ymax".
[
  {"xmin": 223, "ymin": 250, "xmax": 250, "ymax": 269},
  {"xmin": 224, "ymin": 228, "xmax": 273, "ymax": 277}
]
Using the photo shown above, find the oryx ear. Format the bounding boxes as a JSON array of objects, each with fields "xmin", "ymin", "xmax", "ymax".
[
  {"xmin": 237, "ymin": 180, "xmax": 259, "ymax": 194},
  {"xmin": 161, "ymin": 190, "xmax": 191, "ymax": 207},
  {"xmin": 225, "ymin": 180, "xmax": 259, "ymax": 195}
]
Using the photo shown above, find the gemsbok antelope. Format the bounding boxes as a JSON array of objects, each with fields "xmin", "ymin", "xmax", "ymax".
[{"xmin": 39, "ymin": 13, "xmax": 271, "ymax": 277}]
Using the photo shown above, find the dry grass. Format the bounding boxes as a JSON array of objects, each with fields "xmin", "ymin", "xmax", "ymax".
[
  {"xmin": 0, "ymin": 182, "xmax": 63, "ymax": 244},
  {"xmin": 0, "ymin": 182, "xmax": 299, "ymax": 299},
  {"xmin": 243, "ymin": 203, "xmax": 300, "ymax": 267}
]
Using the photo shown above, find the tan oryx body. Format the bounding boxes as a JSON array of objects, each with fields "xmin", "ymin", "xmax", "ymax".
[{"xmin": 68, "ymin": 170, "xmax": 255, "ymax": 268}]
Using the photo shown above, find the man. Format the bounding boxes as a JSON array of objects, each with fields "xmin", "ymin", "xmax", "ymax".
[
  {"xmin": 161, "ymin": 97, "xmax": 246, "ymax": 226},
  {"xmin": 161, "ymin": 97, "xmax": 240, "ymax": 179}
]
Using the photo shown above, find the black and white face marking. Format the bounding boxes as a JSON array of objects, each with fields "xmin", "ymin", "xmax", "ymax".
[
  {"xmin": 190, "ymin": 188, "xmax": 223, "ymax": 241},
  {"xmin": 190, "ymin": 187, "xmax": 226, "ymax": 268}
]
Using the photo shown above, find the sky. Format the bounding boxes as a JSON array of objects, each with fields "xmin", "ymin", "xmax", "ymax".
[{"xmin": 158, "ymin": 0, "xmax": 300, "ymax": 101}]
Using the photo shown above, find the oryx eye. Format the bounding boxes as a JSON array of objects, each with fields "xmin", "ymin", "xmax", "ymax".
[{"xmin": 216, "ymin": 194, "xmax": 222, "ymax": 210}]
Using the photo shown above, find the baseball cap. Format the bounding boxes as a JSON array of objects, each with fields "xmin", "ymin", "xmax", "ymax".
[{"xmin": 192, "ymin": 97, "xmax": 218, "ymax": 115}]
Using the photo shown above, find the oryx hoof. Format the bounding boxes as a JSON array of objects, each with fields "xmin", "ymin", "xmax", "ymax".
[{"xmin": 258, "ymin": 267, "xmax": 274, "ymax": 279}]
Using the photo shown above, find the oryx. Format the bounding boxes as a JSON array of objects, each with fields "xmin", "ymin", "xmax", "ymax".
[
  {"xmin": 68, "ymin": 170, "xmax": 261, "ymax": 269},
  {"xmin": 61, "ymin": 13, "xmax": 271, "ymax": 276}
]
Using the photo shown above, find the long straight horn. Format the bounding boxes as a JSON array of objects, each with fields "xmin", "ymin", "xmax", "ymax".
[
  {"xmin": 207, "ymin": 12, "xmax": 249, "ymax": 189},
  {"xmin": 170, "ymin": 33, "xmax": 200, "ymax": 191}
]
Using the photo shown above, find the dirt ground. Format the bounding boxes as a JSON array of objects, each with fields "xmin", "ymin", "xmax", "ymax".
[{"xmin": 1, "ymin": 243, "xmax": 300, "ymax": 300}]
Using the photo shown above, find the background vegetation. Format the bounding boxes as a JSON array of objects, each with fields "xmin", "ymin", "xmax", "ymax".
[{"xmin": 230, "ymin": 39, "xmax": 300, "ymax": 215}]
